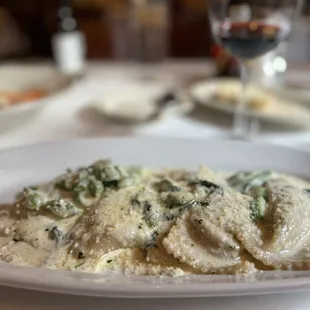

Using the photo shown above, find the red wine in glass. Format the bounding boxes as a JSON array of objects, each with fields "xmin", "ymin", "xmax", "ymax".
[{"xmin": 217, "ymin": 22, "xmax": 285, "ymax": 60}]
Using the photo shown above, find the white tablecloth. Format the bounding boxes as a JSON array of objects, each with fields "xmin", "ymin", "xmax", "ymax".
[
  {"xmin": 0, "ymin": 61, "xmax": 215, "ymax": 149},
  {"xmin": 0, "ymin": 61, "xmax": 310, "ymax": 150},
  {"xmin": 2, "ymin": 61, "xmax": 310, "ymax": 310}
]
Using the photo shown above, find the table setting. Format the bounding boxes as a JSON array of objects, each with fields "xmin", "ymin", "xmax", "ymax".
[
  {"xmin": 1, "ymin": 61, "xmax": 310, "ymax": 150},
  {"xmin": 0, "ymin": 60, "xmax": 310, "ymax": 310}
]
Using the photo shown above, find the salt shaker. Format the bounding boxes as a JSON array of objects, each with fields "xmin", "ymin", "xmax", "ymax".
[{"xmin": 52, "ymin": 0, "xmax": 86, "ymax": 76}]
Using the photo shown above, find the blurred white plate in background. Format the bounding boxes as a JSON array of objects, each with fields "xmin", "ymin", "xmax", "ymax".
[
  {"xmin": 0, "ymin": 63, "xmax": 74, "ymax": 132},
  {"xmin": 91, "ymin": 85, "xmax": 193, "ymax": 123},
  {"xmin": 189, "ymin": 78, "xmax": 310, "ymax": 129}
]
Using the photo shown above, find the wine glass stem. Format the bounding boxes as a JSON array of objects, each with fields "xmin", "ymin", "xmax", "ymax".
[{"xmin": 233, "ymin": 61, "xmax": 250, "ymax": 139}]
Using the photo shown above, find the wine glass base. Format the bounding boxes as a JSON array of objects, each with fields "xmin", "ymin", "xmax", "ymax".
[
  {"xmin": 221, "ymin": 134, "xmax": 252, "ymax": 141},
  {"xmin": 228, "ymin": 116, "xmax": 260, "ymax": 141},
  {"xmin": 220, "ymin": 128, "xmax": 258, "ymax": 141}
]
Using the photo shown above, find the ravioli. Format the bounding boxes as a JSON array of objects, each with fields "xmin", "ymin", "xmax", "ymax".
[{"xmin": 1, "ymin": 160, "xmax": 310, "ymax": 276}]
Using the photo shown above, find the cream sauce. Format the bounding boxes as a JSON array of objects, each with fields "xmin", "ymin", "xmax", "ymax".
[{"xmin": 2, "ymin": 163, "xmax": 310, "ymax": 276}]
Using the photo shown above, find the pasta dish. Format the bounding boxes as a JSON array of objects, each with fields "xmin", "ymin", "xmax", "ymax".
[{"xmin": 1, "ymin": 159, "xmax": 310, "ymax": 277}]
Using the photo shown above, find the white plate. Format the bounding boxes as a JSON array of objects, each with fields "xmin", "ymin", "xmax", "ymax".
[
  {"xmin": 91, "ymin": 86, "xmax": 194, "ymax": 123},
  {"xmin": 2, "ymin": 138, "xmax": 310, "ymax": 298},
  {"xmin": 189, "ymin": 79, "xmax": 310, "ymax": 128},
  {"xmin": 0, "ymin": 63, "xmax": 74, "ymax": 132}
]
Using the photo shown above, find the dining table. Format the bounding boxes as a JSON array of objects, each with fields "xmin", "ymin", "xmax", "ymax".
[
  {"xmin": 2, "ymin": 60, "xmax": 310, "ymax": 310},
  {"xmin": 0, "ymin": 60, "xmax": 310, "ymax": 150}
]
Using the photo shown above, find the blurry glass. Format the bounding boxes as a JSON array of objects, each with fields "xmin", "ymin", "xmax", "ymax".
[
  {"xmin": 130, "ymin": 0, "xmax": 170, "ymax": 63},
  {"xmin": 251, "ymin": 0, "xmax": 304, "ymax": 88},
  {"xmin": 251, "ymin": 44, "xmax": 288, "ymax": 88},
  {"xmin": 108, "ymin": 2, "xmax": 132, "ymax": 60},
  {"xmin": 209, "ymin": 0, "xmax": 302, "ymax": 139},
  {"xmin": 109, "ymin": 0, "xmax": 170, "ymax": 65}
]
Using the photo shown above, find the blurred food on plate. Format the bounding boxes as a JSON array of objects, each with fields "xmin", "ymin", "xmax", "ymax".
[
  {"xmin": 211, "ymin": 81, "xmax": 272, "ymax": 112},
  {"xmin": 190, "ymin": 79, "xmax": 310, "ymax": 128},
  {"xmin": 0, "ymin": 63, "xmax": 73, "ymax": 116},
  {"xmin": 192, "ymin": 79, "xmax": 275, "ymax": 112},
  {"xmin": 0, "ymin": 63, "xmax": 75, "ymax": 132},
  {"xmin": 0, "ymin": 89, "xmax": 48, "ymax": 109}
]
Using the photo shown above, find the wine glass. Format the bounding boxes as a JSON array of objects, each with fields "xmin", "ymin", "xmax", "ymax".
[
  {"xmin": 209, "ymin": 0, "xmax": 303, "ymax": 139},
  {"xmin": 129, "ymin": 0, "xmax": 170, "ymax": 81}
]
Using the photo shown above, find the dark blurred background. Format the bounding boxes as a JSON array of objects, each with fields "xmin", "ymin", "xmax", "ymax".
[
  {"xmin": 0, "ymin": 0, "xmax": 214, "ymax": 60},
  {"xmin": 0, "ymin": 0, "xmax": 309, "ymax": 65}
]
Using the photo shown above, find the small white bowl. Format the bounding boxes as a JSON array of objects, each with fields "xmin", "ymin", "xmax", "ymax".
[
  {"xmin": 92, "ymin": 88, "xmax": 158, "ymax": 122},
  {"xmin": 91, "ymin": 86, "xmax": 194, "ymax": 124}
]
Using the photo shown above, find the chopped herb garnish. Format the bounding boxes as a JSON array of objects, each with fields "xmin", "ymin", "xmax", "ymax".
[
  {"xmin": 107, "ymin": 259, "xmax": 113, "ymax": 263},
  {"xmin": 131, "ymin": 197, "xmax": 140, "ymax": 207},
  {"xmin": 23, "ymin": 188, "xmax": 44, "ymax": 211},
  {"xmin": 78, "ymin": 251, "xmax": 85, "ymax": 259},
  {"xmin": 145, "ymin": 203, "xmax": 151, "ymax": 212},
  {"xmin": 155, "ymin": 179, "xmax": 181, "ymax": 192},
  {"xmin": 178, "ymin": 200, "xmax": 196, "ymax": 215},
  {"xmin": 50, "ymin": 226, "xmax": 63, "ymax": 242},
  {"xmin": 228, "ymin": 171, "xmax": 271, "ymax": 194},
  {"xmin": 54, "ymin": 175, "xmax": 74, "ymax": 191},
  {"xmin": 145, "ymin": 231, "xmax": 160, "ymax": 249},
  {"xmin": 195, "ymin": 180, "xmax": 220, "ymax": 190},
  {"xmin": 102, "ymin": 180, "xmax": 119, "ymax": 189},
  {"xmin": 190, "ymin": 179, "xmax": 223, "ymax": 196},
  {"xmin": 73, "ymin": 178, "xmax": 89, "ymax": 192},
  {"xmin": 250, "ymin": 196, "xmax": 266, "ymax": 221},
  {"xmin": 165, "ymin": 214, "xmax": 175, "ymax": 221},
  {"xmin": 102, "ymin": 166, "xmax": 123, "ymax": 181},
  {"xmin": 54, "ymin": 160, "xmax": 137, "ymax": 207},
  {"xmin": 75, "ymin": 263, "xmax": 84, "ymax": 268},
  {"xmin": 198, "ymin": 201, "xmax": 209, "ymax": 207},
  {"xmin": 198, "ymin": 219, "xmax": 203, "ymax": 225},
  {"xmin": 45, "ymin": 199, "xmax": 81, "ymax": 218},
  {"xmin": 250, "ymin": 186, "xmax": 268, "ymax": 199},
  {"xmin": 132, "ymin": 195, "xmax": 159, "ymax": 228},
  {"xmin": 45, "ymin": 228, "xmax": 49, "ymax": 232},
  {"xmin": 191, "ymin": 243, "xmax": 195, "ymax": 247},
  {"xmin": 165, "ymin": 192, "xmax": 195, "ymax": 208},
  {"xmin": 72, "ymin": 176, "xmax": 104, "ymax": 207},
  {"xmin": 88, "ymin": 179, "xmax": 104, "ymax": 198}
]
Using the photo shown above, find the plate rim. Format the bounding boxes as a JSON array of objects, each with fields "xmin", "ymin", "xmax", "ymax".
[
  {"xmin": 0, "ymin": 136, "xmax": 308, "ymax": 156},
  {"xmin": 188, "ymin": 78, "xmax": 310, "ymax": 127}
]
